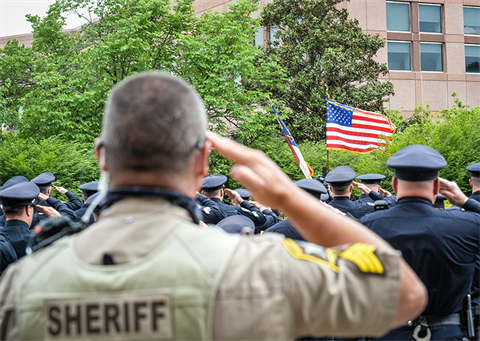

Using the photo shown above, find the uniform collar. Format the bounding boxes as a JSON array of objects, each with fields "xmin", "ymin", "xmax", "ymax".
[
  {"xmin": 3, "ymin": 219, "xmax": 30, "ymax": 231},
  {"xmin": 104, "ymin": 188, "xmax": 200, "ymax": 224},
  {"xmin": 396, "ymin": 196, "xmax": 434, "ymax": 206}
]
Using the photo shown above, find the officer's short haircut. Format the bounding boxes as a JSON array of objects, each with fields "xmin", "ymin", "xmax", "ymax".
[
  {"xmin": 472, "ymin": 176, "xmax": 480, "ymax": 187},
  {"xmin": 3, "ymin": 205, "xmax": 26, "ymax": 218},
  {"xmin": 37, "ymin": 185, "xmax": 50, "ymax": 195},
  {"xmin": 330, "ymin": 185, "xmax": 350, "ymax": 196},
  {"xmin": 103, "ymin": 72, "xmax": 206, "ymax": 177},
  {"xmin": 203, "ymin": 189, "xmax": 222, "ymax": 198}
]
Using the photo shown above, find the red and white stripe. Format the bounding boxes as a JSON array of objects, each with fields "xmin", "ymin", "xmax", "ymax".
[{"xmin": 327, "ymin": 109, "xmax": 395, "ymax": 154}]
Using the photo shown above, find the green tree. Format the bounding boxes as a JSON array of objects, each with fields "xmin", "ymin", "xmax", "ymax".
[
  {"xmin": 258, "ymin": 0, "xmax": 394, "ymax": 141},
  {"xmin": 0, "ymin": 0, "xmax": 282, "ymax": 144}
]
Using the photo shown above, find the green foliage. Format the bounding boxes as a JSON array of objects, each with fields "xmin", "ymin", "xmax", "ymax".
[
  {"xmin": 0, "ymin": 0, "xmax": 283, "ymax": 144},
  {"xmin": 257, "ymin": 0, "xmax": 394, "ymax": 141},
  {"xmin": 0, "ymin": 133, "xmax": 99, "ymax": 199}
]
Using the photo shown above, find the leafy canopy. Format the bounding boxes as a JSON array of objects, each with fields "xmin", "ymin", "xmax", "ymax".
[{"xmin": 0, "ymin": 0, "xmax": 283, "ymax": 144}]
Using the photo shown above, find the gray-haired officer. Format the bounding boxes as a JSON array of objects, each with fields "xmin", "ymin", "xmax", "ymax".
[
  {"xmin": 467, "ymin": 162, "xmax": 480, "ymax": 203},
  {"xmin": 201, "ymin": 174, "xmax": 279, "ymax": 232},
  {"xmin": 360, "ymin": 145, "xmax": 480, "ymax": 341},
  {"xmin": 265, "ymin": 179, "xmax": 328, "ymax": 241},
  {"xmin": 0, "ymin": 182, "xmax": 39, "ymax": 259},
  {"xmin": 326, "ymin": 166, "xmax": 371, "ymax": 219},
  {"xmin": 0, "ymin": 72, "xmax": 426, "ymax": 340}
]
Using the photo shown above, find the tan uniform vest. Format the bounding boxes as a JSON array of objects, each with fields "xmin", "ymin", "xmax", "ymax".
[{"xmin": 15, "ymin": 223, "xmax": 240, "ymax": 340}]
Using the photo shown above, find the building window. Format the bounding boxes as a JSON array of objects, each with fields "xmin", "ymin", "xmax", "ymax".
[
  {"xmin": 419, "ymin": 4, "xmax": 442, "ymax": 33},
  {"xmin": 465, "ymin": 45, "xmax": 480, "ymax": 73},
  {"xmin": 420, "ymin": 43, "xmax": 443, "ymax": 71},
  {"xmin": 388, "ymin": 41, "xmax": 411, "ymax": 71},
  {"xmin": 386, "ymin": 2, "xmax": 410, "ymax": 32},
  {"xmin": 254, "ymin": 27, "xmax": 263, "ymax": 47},
  {"xmin": 464, "ymin": 7, "xmax": 480, "ymax": 35},
  {"xmin": 269, "ymin": 26, "xmax": 279, "ymax": 44}
]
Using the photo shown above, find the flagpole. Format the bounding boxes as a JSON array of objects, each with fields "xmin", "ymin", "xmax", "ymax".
[{"xmin": 327, "ymin": 149, "xmax": 330, "ymax": 173}]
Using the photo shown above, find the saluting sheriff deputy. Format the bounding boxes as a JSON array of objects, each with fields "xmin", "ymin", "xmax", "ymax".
[{"xmin": 0, "ymin": 72, "xmax": 426, "ymax": 340}]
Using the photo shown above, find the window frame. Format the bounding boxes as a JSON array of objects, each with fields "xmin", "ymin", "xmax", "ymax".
[
  {"xmin": 386, "ymin": 1, "xmax": 411, "ymax": 33},
  {"xmin": 465, "ymin": 44, "xmax": 480, "ymax": 73},
  {"xmin": 387, "ymin": 40, "xmax": 412, "ymax": 71},
  {"xmin": 419, "ymin": 42, "xmax": 444, "ymax": 72},
  {"xmin": 463, "ymin": 6, "xmax": 480, "ymax": 36},
  {"xmin": 418, "ymin": 3, "xmax": 442, "ymax": 34}
]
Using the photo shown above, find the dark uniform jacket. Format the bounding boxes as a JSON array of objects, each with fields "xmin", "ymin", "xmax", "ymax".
[
  {"xmin": 196, "ymin": 194, "xmax": 227, "ymax": 225},
  {"xmin": 211, "ymin": 198, "xmax": 279, "ymax": 230},
  {"xmin": 63, "ymin": 191, "xmax": 84, "ymax": 211},
  {"xmin": 74, "ymin": 204, "xmax": 95, "ymax": 226},
  {"xmin": 265, "ymin": 219, "xmax": 305, "ymax": 241},
  {"xmin": 328, "ymin": 197, "xmax": 372, "ymax": 219},
  {"xmin": 1, "ymin": 220, "xmax": 31, "ymax": 259},
  {"xmin": 470, "ymin": 190, "xmax": 480, "ymax": 204},
  {"xmin": 35, "ymin": 197, "xmax": 77, "ymax": 222},
  {"xmin": 0, "ymin": 233, "xmax": 17, "ymax": 275},
  {"xmin": 360, "ymin": 197, "xmax": 480, "ymax": 340}
]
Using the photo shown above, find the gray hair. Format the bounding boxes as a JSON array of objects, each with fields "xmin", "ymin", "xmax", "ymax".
[{"xmin": 102, "ymin": 72, "xmax": 206, "ymax": 177}]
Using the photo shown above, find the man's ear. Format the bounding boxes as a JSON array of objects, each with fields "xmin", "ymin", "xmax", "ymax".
[
  {"xmin": 433, "ymin": 177, "xmax": 440, "ymax": 196},
  {"xmin": 469, "ymin": 178, "xmax": 473, "ymax": 188},
  {"xmin": 349, "ymin": 184, "xmax": 353, "ymax": 193},
  {"xmin": 96, "ymin": 146, "xmax": 108, "ymax": 172},
  {"xmin": 392, "ymin": 177, "xmax": 398, "ymax": 193},
  {"xmin": 25, "ymin": 206, "xmax": 33, "ymax": 217}
]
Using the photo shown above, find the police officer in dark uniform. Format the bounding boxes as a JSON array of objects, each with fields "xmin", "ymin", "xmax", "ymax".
[
  {"xmin": 0, "ymin": 233, "xmax": 17, "ymax": 275},
  {"xmin": 30, "ymin": 172, "xmax": 77, "ymax": 221},
  {"xmin": 326, "ymin": 166, "xmax": 371, "ymax": 219},
  {"xmin": 234, "ymin": 188, "xmax": 252, "ymax": 200},
  {"xmin": 359, "ymin": 145, "xmax": 480, "ymax": 341},
  {"xmin": 201, "ymin": 174, "xmax": 278, "ymax": 232},
  {"xmin": 0, "ymin": 182, "xmax": 40, "ymax": 259},
  {"xmin": 196, "ymin": 192, "xmax": 227, "ymax": 225},
  {"xmin": 354, "ymin": 173, "xmax": 397, "ymax": 207},
  {"xmin": 265, "ymin": 179, "xmax": 328, "ymax": 241},
  {"xmin": 467, "ymin": 162, "xmax": 480, "ymax": 204},
  {"xmin": 73, "ymin": 182, "xmax": 100, "ymax": 226}
]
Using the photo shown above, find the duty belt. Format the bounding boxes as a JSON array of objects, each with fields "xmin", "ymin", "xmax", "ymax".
[
  {"xmin": 408, "ymin": 313, "xmax": 462, "ymax": 328},
  {"xmin": 408, "ymin": 314, "xmax": 462, "ymax": 341}
]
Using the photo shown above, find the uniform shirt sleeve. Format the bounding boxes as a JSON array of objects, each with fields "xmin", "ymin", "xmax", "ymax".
[
  {"xmin": 281, "ymin": 240, "xmax": 402, "ymax": 338},
  {"xmin": 65, "ymin": 191, "xmax": 83, "ymax": 211},
  {"xmin": 464, "ymin": 198, "xmax": 480, "ymax": 213},
  {"xmin": 46, "ymin": 197, "xmax": 77, "ymax": 221}
]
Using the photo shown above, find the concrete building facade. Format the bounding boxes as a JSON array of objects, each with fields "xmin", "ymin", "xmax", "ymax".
[{"xmin": 195, "ymin": 0, "xmax": 480, "ymax": 116}]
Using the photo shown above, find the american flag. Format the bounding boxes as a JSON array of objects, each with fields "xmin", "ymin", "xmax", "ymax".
[{"xmin": 326, "ymin": 96, "xmax": 396, "ymax": 154}]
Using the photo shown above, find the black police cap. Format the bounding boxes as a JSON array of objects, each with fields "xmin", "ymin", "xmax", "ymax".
[
  {"xmin": 325, "ymin": 166, "xmax": 356, "ymax": 187},
  {"xmin": 295, "ymin": 179, "xmax": 327, "ymax": 200},
  {"xmin": 31, "ymin": 172, "xmax": 55, "ymax": 186},
  {"xmin": 356, "ymin": 173, "xmax": 385, "ymax": 184},
  {"xmin": 217, "ymin": 215, "xmax": 254, "ymax": 234},
  {"xmin": 0, "ymin": 182, "xmax": 40, "ymax": 206},
  {"xmin": 2, "ymin": 176, "xmax": 29, "ymax": 190},
  {"xmin": 201, "ymin": 174, "xmax": 227, "ymax": 191},
  {"xmin": 466, "ymin": 162, "xmax": 480, "ymax": 178},
  {"xmin": 387, "ymin": 145, "xmax": 447, "ymax": 181},
  {"xmin": 234, "ymin": 188, "xmax": 252, "ymax": 200},
  {"xmin": 80, "ymin": 181, "xmax": 100, "ymax": 197}
]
